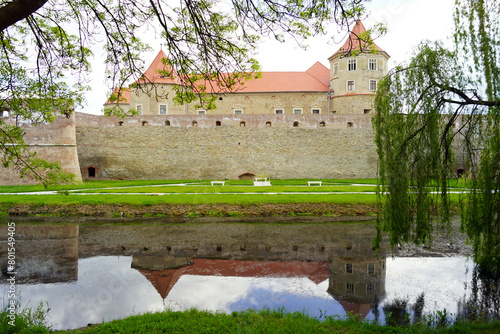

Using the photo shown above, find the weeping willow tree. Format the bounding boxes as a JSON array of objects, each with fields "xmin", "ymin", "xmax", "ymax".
[{"xmin": 373, "ymin": 0, "xmax": 500, "ymax": 275}]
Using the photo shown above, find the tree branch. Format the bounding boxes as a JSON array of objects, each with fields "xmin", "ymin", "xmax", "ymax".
[{"xmin": 0, "ymin": 0, "xmax": 48, "ymax": 32}]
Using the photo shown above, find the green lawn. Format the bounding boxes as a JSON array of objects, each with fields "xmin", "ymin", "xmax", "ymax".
[{"xmin": 0, "ymin": 179, "xmax": 465, "ymax": 207}]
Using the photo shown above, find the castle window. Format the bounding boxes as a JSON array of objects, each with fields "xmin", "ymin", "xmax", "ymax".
[
  {"xmin": 293, "ymin": 108, "xmax": 302, "ymax": 114},
  {"xmin": 165, "ymin": 120, "xmax": 171, "ymax": 126},
  {"xmin": 312, "ymin": 108, "xmax": 320, "ymax": 114},
  {"xmin": 216, "ymin": 121, "xmax": 221, "ymax": 126},
  {"xmin": 333, "ymin": 63, "xmax": 338, "ymax": 75},
  {"xmin": 275, "ymin": 109, "xmax": 283, "ymax": 114},
  {"xmin": 347, "ymin": 122, "xmax": 353, "ymax": 127},
  {"xmin": 319, "ymin": 121, "xmax": 326, "ymax": 127},
  {"xmin": 159, "ymin": 104, "xmax": 167, "ymax": 115},
  {"xmin": 369, "ymin": 80, "xmax": 377, "ymax": 91},
  {"xmin": 234, "ymin": 109, "xmax": 243, "ymax": 114},
  {"xmin": 368, "ymin": 263, "xmax": 375, "ymax": 274},
  {"xmin": 266, "ymin": 121, "xmax": 272, "ymax": 127},
  {"xmin": 87, "ymin": 166, "xmax": 96, "ymax": 178},
  {"xmin": 197, "ymin": 110, "xmax": 206, "ymax": 114},
  {"xmin": 346, "ymin": 282, "xmax": 355, "ymax": 294},
  {"xmin": 142, "ymin": 121, "xmax": 148, "ymax": 126},
  {"xmin": 369, "ymin": 59, "xmax": 377, "ymax": 71},
  {"xmin": 192, "ymin": 121, "xmax": 198, "ymax": 127},
  {"xmin": 347, "ymin": 80, "xmax": 355, "ymax": 91},
  {"xmin": 367, "ymin": 282, "xmax": 375, "ymax": 295},
  {"xmin": 346, "ymin": 263, "xmax": 353, "ymax": 273},
  {"xmin": 348, "ymin": 59, "xmax": 356, "ymax": 71},
  {"xmin": 240, "ymin": 121, "xmax": 246, "ymax": 127},
  {"xmin": 136, "ymin": 104, "xmax": 143, "ymax": 115},
  {"xmin": 293, "ymin": 121, "xmax": 299, "ymax": 127}
]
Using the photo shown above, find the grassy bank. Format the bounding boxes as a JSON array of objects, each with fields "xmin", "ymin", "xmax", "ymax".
[
  {"xmin": 2, "ymin": 307, "xmax": 500, "ymax": 334},
  {"xmin": 0, "ymin": 179, "xmax": 463, "ymax": 217}
]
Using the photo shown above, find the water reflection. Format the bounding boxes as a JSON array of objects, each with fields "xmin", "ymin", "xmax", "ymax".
[
  {"xmin": 327, "ymin": 240, "xmax": 386, "ymax": 319},
  {"xmin": 0, "ymin": 224, "xmax": 78, "ymax": 284},
  {"xmin": 0, "ymin": 218, "xmax": 495, "ymax": 330}
]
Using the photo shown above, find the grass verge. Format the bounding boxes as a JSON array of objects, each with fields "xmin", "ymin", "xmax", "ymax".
[{"xmin": 3, "ymin": 306, "xmax": 500, "ymax": 334}]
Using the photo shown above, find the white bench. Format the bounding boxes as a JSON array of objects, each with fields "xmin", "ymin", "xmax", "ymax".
[
  {"xmin": 308, "ymin": 181, "xmax": 322, "ymax": 186},
  {"xmin": 211, "ymin": 181, "xmax": 225, "ymax": 186},
  {"xmin": 254, "ymin": 177, "xmax": 271, "ymax": 186}
]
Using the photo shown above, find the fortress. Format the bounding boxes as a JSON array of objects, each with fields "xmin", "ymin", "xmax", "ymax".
[{"xmin": 0, "ymin": 21, "xmax": 392, "ymax": 184}]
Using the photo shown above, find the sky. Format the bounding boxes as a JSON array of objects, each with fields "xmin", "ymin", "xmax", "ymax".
[{"xmin": 80, "ymin": 0, "xmax": 455, "ymax": 115}]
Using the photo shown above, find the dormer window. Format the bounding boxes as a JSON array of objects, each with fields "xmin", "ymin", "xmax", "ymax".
[
  {"xmin": 348, "ymin": 59, "xmax": 357, "ymax": 71},
  {"xmin": 369, "ymin": 59, "xmax": 377, "ymax": 71}
]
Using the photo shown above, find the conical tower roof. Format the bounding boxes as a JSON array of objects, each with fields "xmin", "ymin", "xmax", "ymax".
[
  {"xmin": 137, "ymin": 50, "xmax": 180, "ymax": 84},
  {"xmin": 329, "ymin": 20, "xmax": 385, "ymax": 59}
]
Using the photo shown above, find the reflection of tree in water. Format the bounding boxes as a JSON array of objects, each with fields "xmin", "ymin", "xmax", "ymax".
[
  {"xmin": 457, "ymin": 266, "xmax": 500, "ymax": 321},
  {"xmin": 382, "ymin": 293, "xmax": 425, "ymax": 327},
  {"xmin": 383, "ymin": 297, "xmax": 410, "ymax": 327}
]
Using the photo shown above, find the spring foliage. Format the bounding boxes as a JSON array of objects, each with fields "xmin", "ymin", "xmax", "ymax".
[{"xmin": 373, "ymin": 0, "xmax": 500, "ymax": 274}]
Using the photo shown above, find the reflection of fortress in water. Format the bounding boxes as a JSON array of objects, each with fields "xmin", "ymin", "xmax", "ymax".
[
  {"xmin": 328, "ymin": 243, "xmax": 386, "ymax": 318},
  {"xmin": 0, "ymin": 224, "xmax": 78, "ymax": 284},
  {"xmin": 0, "ymin": 220, "xmax": 387, "ymax": 317},
  {"xmin": 123, "ymin": 220, "xmax": 388, "ymax": 317}
]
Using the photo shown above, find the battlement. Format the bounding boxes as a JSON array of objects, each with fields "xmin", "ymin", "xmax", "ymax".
[{"xmin": 75, "ymin": 112, "xmax": 374, "ymax": 129}]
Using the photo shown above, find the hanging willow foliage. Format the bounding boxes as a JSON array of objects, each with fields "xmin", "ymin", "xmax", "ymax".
[{"xmin": 373, "ymin": 0, "xmax": 500, "ymax": 275}]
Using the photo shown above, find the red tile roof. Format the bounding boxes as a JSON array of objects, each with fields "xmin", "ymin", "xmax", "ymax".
[
  {"xmin": 217, "ymin": 62, "xmax": 330, "ymax": 93},
  {"xmin": 141, "ymin": 50, "xmax": 330, "ymax": 93},
  {"xmin": 104, "ymin": 87, "xmax": 130, "ymax": 105},
  {"xmin": 329, "ymin": 20, "xmax": 384, "ymax": 59},
  {"xmin": 138, "ymin": 49, "xmax": 181, "ymax": 85},
  {"xmin": 106, "ymin": 50, "xmax": 332, "ymax": 105}
]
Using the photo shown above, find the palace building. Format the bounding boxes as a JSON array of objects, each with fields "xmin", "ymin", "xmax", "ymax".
[{"xmin": 104, "ymin": 20, "xmax": 389, "ymax": 117}]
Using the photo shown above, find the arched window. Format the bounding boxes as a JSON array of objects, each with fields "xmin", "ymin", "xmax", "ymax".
[
  {"xmin": 266, "ymin": 121, "xmax": 272, "ymax": 127},
  {"xmin": 319, "ymin": 121, "xmax": 326, "ymax": 127},
  {"xmin": 192, "ymin": 121, "xmax": 198, "ymax": 127},
  {"xmin": 240, "ymin": 121, "xmax": 246, "ymax": 127},
  {"xmin": 165, "ymin": 120, "xmax": 171, "ymax": 126},
  {"xmin": 142, "ymin": 121, "xmax": 148, "ymax": 126},
  {"xmin": 293, "ymin": 121, "xmax": 299, "ymax": 127}
]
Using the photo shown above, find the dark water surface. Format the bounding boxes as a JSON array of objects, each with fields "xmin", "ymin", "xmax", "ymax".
[{"xmin": 0, "ymin": 217, "xmax": 496, "ymax": 330}]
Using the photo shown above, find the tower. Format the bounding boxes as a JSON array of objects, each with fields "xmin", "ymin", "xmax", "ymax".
[{"xmin": 328, "ymin": 20, "xmax": 390, "ymax": 114}]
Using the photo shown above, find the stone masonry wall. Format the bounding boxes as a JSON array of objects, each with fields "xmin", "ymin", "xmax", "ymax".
[
  {"xmin": 0, "ymin": 114, "xmax": 82, "ymax": 185},
  {"xmin": 75, "ymin": 113, "xmax": 378, "ymax": 180}
]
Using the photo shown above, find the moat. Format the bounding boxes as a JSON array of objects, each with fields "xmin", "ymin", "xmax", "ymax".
[{"xmin": 0, "ymin": 217, "xmax": 497, "ymax": 330}]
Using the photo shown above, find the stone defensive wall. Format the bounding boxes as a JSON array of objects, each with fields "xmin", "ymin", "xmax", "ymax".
[
  {"xmin": 75, "ymin": 112, "xmax": 378, "ymax": 180},
  {"xmin": 0, "ymin": 114, "xmax": 82, "ymax": 185}
]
